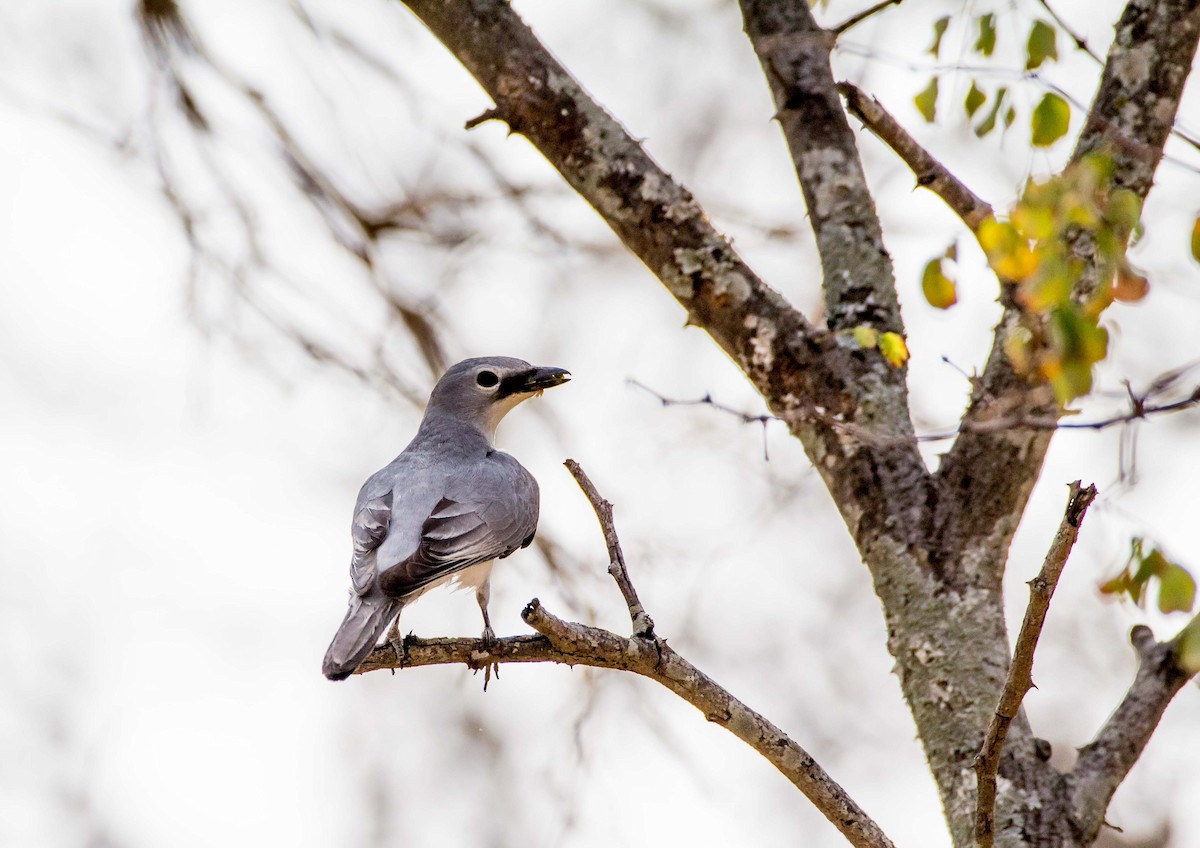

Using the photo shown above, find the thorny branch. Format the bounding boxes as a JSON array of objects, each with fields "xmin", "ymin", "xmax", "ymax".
[
  {"xmin": 357, "ymin": 462, "xmax": 897, "ymax": 848},
  {"xmin": 973, "ymin": 481, "xmax": 1097, "ymax": 848}
]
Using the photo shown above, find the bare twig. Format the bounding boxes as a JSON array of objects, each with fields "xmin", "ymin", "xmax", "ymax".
[
  {"xmin": 358, "ymin": 600, "xmax": 895, "ymax": 848},
  {"xmin": 1068, "ymin": 618, "xmax": 1200, "ymax": 842},
  {"xmin": 629, "ymin": 379, "xmax": 778, "ymax": 460},
  {"xmin": 633, "ymin": 376, "xmax": 1200, "ymax": 448},
  {"xmin": 563, "ymin": 460, "xmax": 655, "ymax": 637},
  {"xmin": 973, "ymin": 481, "xmax": 1097, "ymax": 848},
  {"xmin": 837, "ymin": 82, "xmax": 993, "ymax": 233},
  {"xmin": 830, "ymin": 0, "xmax": 904, "ymax": 36}
]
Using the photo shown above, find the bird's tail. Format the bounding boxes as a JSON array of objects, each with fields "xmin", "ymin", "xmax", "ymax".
[{"xmin": 322, "ymin": 592, "xmax": 403, "ymax": 681}]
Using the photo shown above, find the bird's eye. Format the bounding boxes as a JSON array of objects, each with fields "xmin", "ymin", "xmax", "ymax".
[{"xmin": 476, "ymin": 370, "xmax": 499, "ymax": 388}]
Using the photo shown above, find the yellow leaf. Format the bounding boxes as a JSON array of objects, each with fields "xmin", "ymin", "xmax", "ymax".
[
  {"xmin": 1003, "ymin": 325, "xmax": 1033, "ymax": 374},
  {"xmin": 879, "ymin": 332, "xmax": 910, "ymax": 368},
  {"xmin": 921, "ymin": 258, "xmax": 958, "ymax": 308},
  {"xmin": 1191, "ymin": 216, "xmax": 1200, "ymax": 263},
  {"xmin": 852, "ymin": 325, "xmax": 878, "ymax": 349}
]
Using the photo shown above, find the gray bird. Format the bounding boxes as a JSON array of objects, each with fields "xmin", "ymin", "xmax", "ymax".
[{"xmin": 322, "ymin": 356, "xmax": 571, "ymax": 681}]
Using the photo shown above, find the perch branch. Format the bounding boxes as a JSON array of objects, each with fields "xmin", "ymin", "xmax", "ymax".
[
  {"xmin": 838, "ymin": 81, "xmax": 993, "ymax": 233},
  {"xmin": 563, "ymin": 460, "xmax": 655, "ymax": 636},
  {"xmin": 357, "ymin": 468, "xmax": 897, "ymax": 848},
  {"xmin": 360, "ymin": 601, "xmax": 894, "ymax": 848},
  {"xmin": 972, "ymin": 481, "xmax": 1097, "ymax": 848},
  {"xmin": 1068, "ymin": 618, "xmax": 1200, "ymax": 841}
]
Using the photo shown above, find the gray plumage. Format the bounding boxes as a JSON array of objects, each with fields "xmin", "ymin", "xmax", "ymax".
[{"xmin": 322, "ymin": 356, "xmax": 570, "ymax": 681}]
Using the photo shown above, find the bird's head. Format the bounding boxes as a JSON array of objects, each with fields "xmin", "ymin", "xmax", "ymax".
[{"xmin": 426, "ymin": 356, "xmax": 571, "ymax": 440}]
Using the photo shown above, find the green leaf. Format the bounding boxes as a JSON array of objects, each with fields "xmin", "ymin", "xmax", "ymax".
[
  {"xmin": 975, "ymin": 87, "xmax": 1007, "ymax": 137},
  {"xmin": 964, "ymin": 82, "xmax": 986, "ymax": 118},
  {"xmin": 1178, "ymin": 617, "xmax": 1200, "ymax": 674},
  {"xmin": 914, "ymin": 77, "xmax": 939, "ymax": 122},
  {"xmin": 921, "ymin": 257, "xmax": 958, "ymax": 308},
  {"xmin": 1031, "ymin": 93, "xmax": 1070, "ymax": 146},
  {"xmin": 1004, "ymin": 105, "xmax": 1017, "ymax": 130},
  {"xmin": 929, "ymin": 15, "xmax": 951, "ymax": 57},
  {"xmin": 1026, "ymin": 19, "xmax": 1059, "ymax": 70},
  {"xmin": 1159, "ymin": 564, "xmax": 1197, "ymax": 614},
  {"xmin": 975, "ymin": 13, "xmax": 996, "ymax": 56},
  {"xmin": 1191, "ymin": 216, "xmax": 1200, "ymax": 263}
]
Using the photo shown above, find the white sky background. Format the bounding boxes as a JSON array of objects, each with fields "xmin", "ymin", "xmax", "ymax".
[{"xmin": 1, "ymin": 0, "xmax": 1199, "ymax": 846}]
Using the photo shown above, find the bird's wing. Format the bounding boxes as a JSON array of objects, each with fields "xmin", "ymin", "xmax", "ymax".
[
  {"xmin": 378, "ymin": 454, "xmax": 539, "ymax": 599},
  {"xmin": 348, "ymin": 490, "xmax": 393, "ymax": 594}
]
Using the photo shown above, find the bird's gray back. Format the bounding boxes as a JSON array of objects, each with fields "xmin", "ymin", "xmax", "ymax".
[{"xmin": 348, "ymin": 416, "xmax": 539, "ymax": 599}]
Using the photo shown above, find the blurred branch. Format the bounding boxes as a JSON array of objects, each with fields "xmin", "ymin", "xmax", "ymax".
[
  {"xmin": 1069, "ymin": 620, "xmax": 1200, "ymax": 842},
  {"xmin": 831, "ymin": 0, "xmax": 904, "ymax": 37},
  {"xmin": 973, "ymin": 481, "xmax": 1097, "ymax": 848},
  {"xmin": 838, "ymin": 82, "xmax": 993, "ymax": 233}
]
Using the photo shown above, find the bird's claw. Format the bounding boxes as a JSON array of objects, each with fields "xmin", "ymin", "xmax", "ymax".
[
  {"xmin": 387, "ymin": 618, "xmax": 407, "ymax": 668},
  {"xmin": 475, "ymin": 627, "xmax": 500, "ymax": 691}
]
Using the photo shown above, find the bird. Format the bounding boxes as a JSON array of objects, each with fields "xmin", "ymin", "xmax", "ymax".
[{"xmin": 322, "ymin": 356, "xmax": 571, "ymax": 682}]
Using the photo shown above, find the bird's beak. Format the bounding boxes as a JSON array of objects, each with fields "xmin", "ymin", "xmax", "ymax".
[{"xmin": 505, "ymin": 365, "xmax": 572, "ymax": 396}]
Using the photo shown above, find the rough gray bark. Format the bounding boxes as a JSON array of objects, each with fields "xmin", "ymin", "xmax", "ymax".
[{"xmin": 392, "ymin": 0, "xmax": 1200, "ymax": 845}]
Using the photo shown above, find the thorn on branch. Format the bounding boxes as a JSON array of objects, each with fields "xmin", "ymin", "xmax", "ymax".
[{"xmin": 465, "ymin": 107, "xmax": 505, "ymax": 130}]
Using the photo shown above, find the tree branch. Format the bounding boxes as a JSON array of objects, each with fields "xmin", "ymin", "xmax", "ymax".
[
  {"xmin": 737, "ymin": 1, "xmax": 904, "ymax": 338},
  {"xmin": 397, "ymin": 0, "xmax": 818, "ymax": 394},
  {"xmin": 837, "ymin": 81, "xmax": 993, "ymax": 233},
  {"xmin": 356, "ymin": 469, "xmax": 897, "ymax": 848},
  {"xmin": 563, "ymin": 459, "xmax": 654, "ymax": 636},
  {"xmin": 973, "ymin": 481, "xmax": 1097, "ymax": 848},
  {"xmin": 1068, "ymin": 619, "xmax": 1200, "ymax": 842},
  {"xmin": 933, "ymin": 0, "xmax": 1200, "ymax": 592},
  {"xmin": 398, "ymin": 0, "xmax": 931, "ymax": 580}
]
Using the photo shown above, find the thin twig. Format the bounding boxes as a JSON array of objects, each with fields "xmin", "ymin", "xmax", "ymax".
[
  {"xmin": 629, "ymin": 379, "xmax": 777, "ymax": 460},
  {"xmin": 563, "ymin": 459, "xmax": 654, "ymax": 637},
  {"xmin": 973, "ymin": 481, "xmax": 1098, "ymax": 848},
  {"xmin": 632, "ymin": 376, "xmax": 1200, "ymax": 448},
  {"xmin": 830, "ymin": 0, "xmax": 904, "ymax": 36},
  {"xmin": 837, "ymin": 81, "xmax": 993, "ymax": 233}
]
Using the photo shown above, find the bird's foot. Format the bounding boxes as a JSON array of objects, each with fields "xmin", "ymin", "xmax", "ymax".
[
  {"xmin": 387, "ymin": 619, "xmax": 408, "ymax": 669},
  {"xmin": 474, "ymin": 626, "xmax": 500, "ymax": 691}
]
